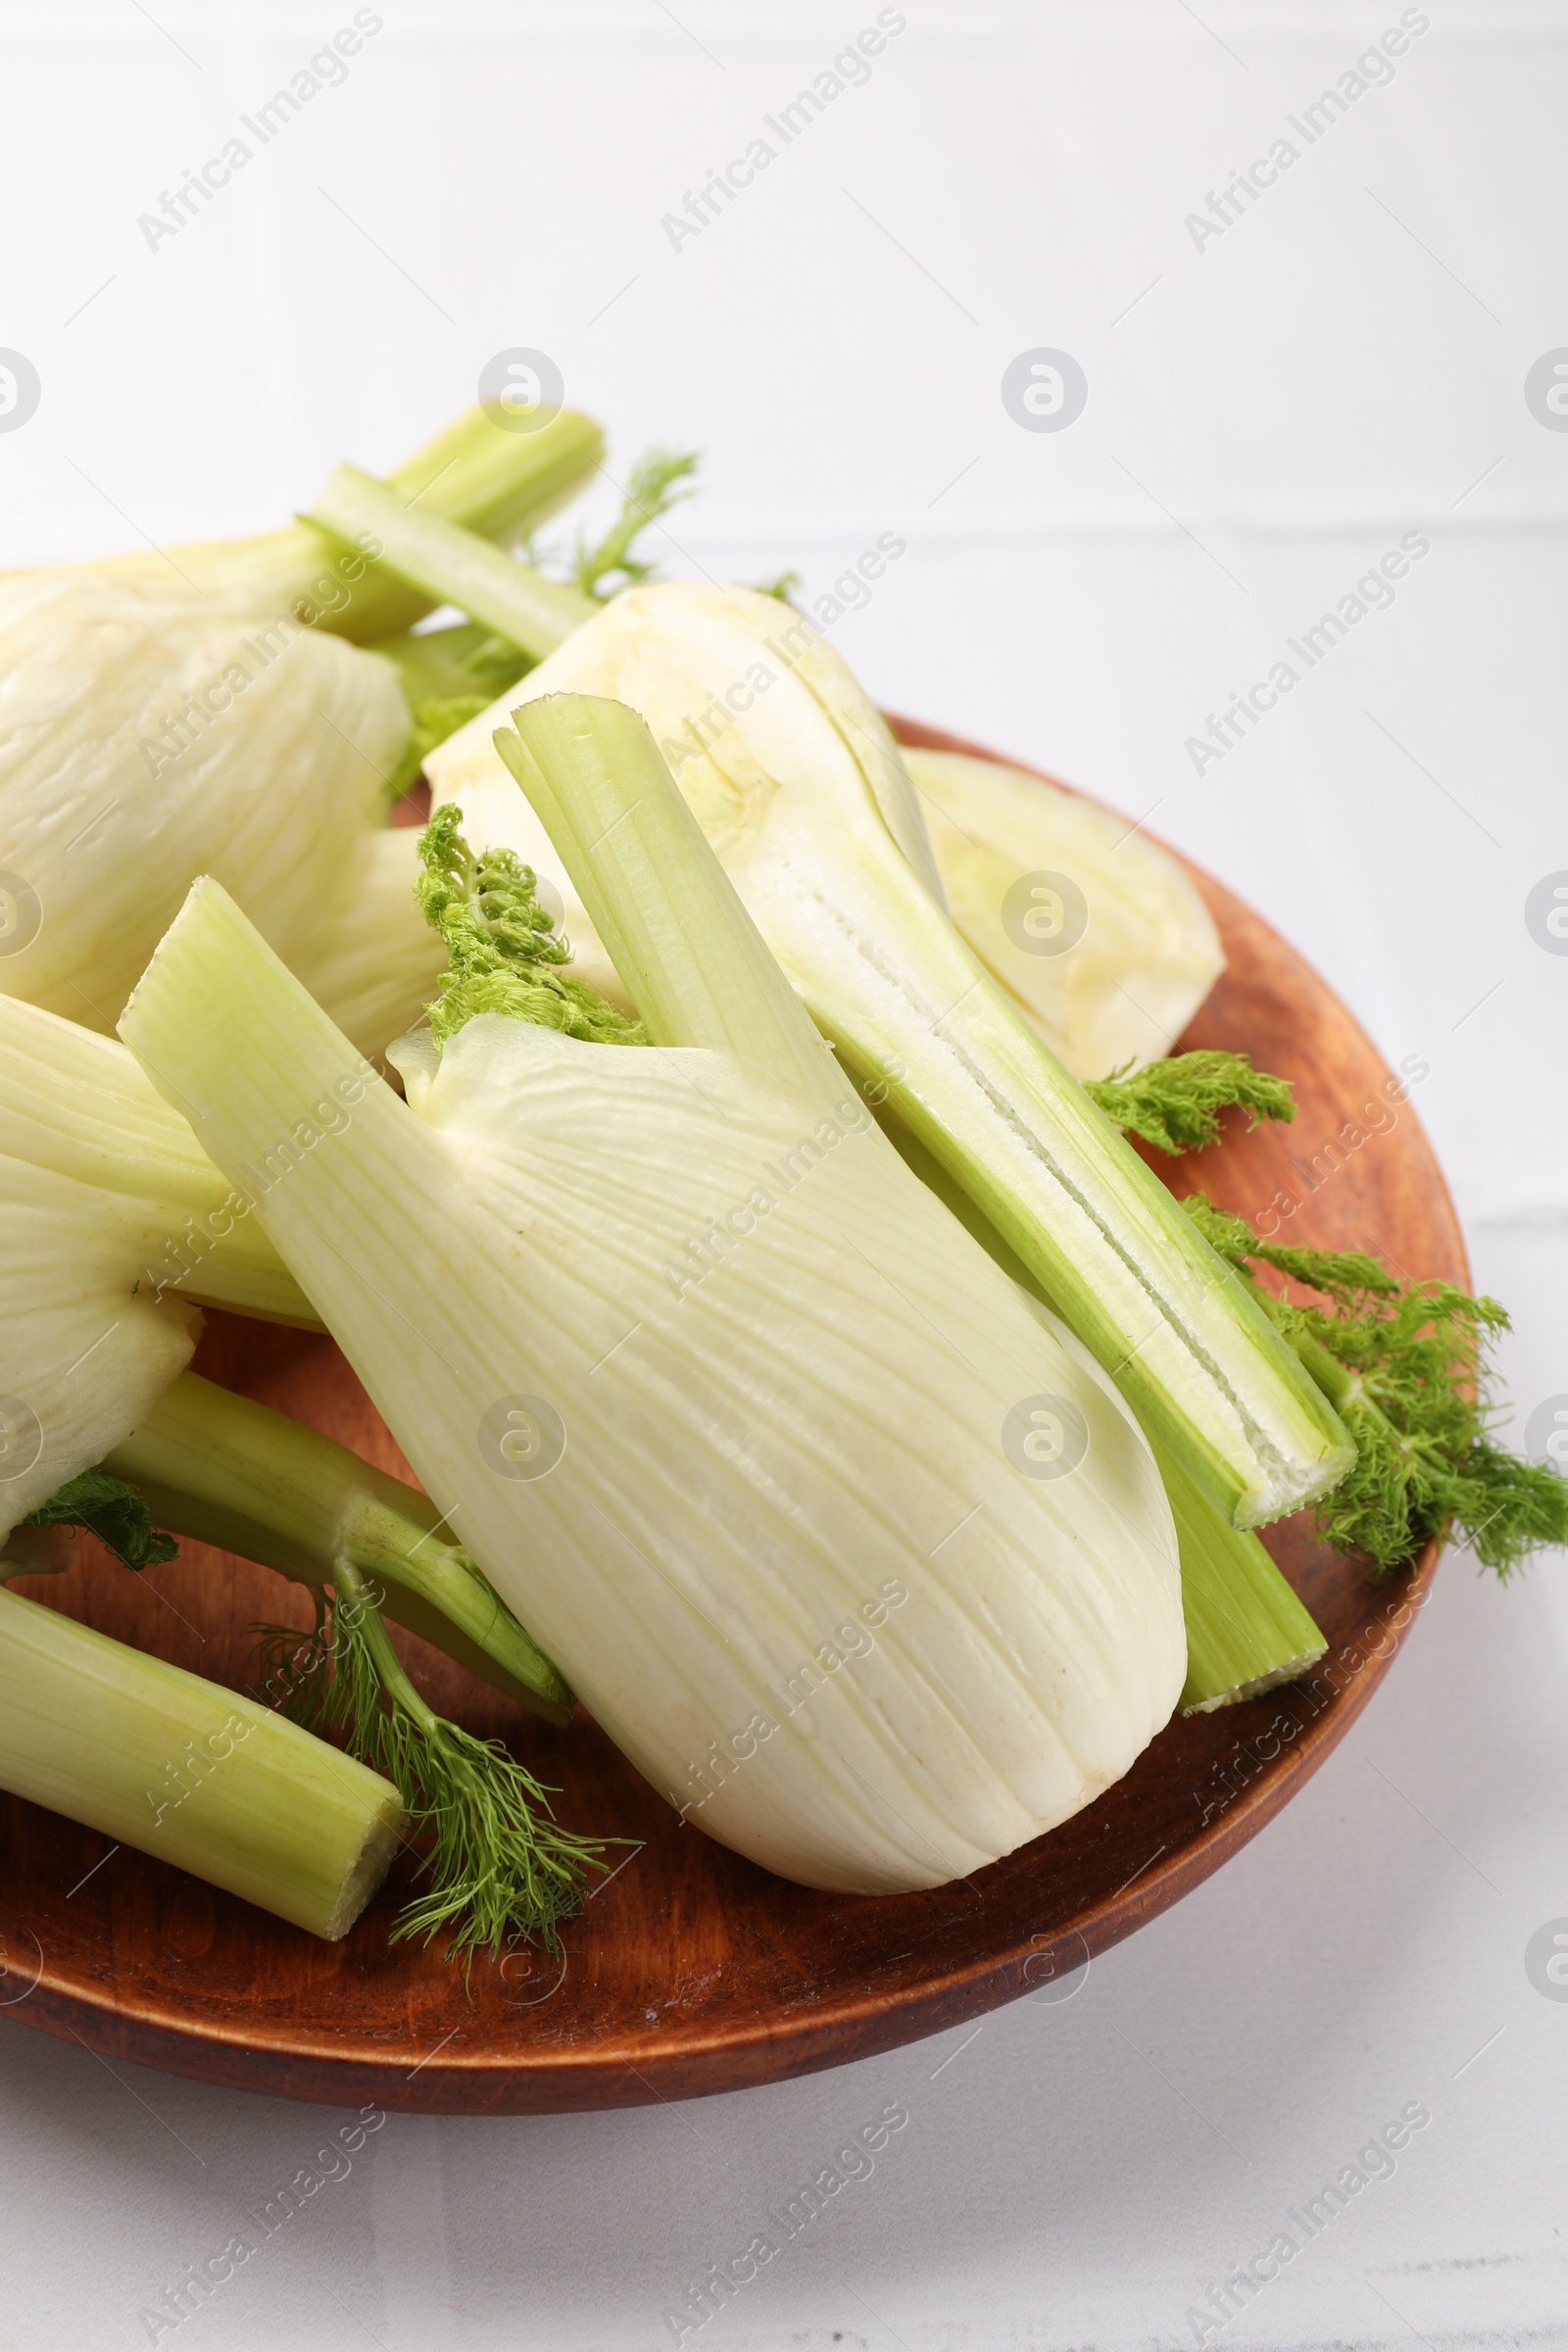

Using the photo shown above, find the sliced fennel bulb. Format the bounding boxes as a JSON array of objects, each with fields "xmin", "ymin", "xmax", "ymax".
[
  {"xmin": 901, "ymin": 747, "xmax": 1225, "ymax": 1081},
  {"xmin": 122, "ymin": 699, "xmax": 1188, "ymax": 1895},
  {"xmin": 420, "ymin": 579, "xmax": 1350, "ymax": 1530}
]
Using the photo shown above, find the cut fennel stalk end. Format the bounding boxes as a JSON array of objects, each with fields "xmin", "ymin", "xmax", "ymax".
[{"xmin": 0, "ymin": 1582, "xmax": 405, "ymax": 1938}]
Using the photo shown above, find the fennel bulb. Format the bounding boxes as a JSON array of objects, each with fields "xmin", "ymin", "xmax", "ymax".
[
  {"xmin": 121, "ymin": 695, "xmax": 1188, "ymax": 1896},
  {"xmin": 0, "ymin": 568, "xmax": 409, "ymax": 1033},
  {"xmin": 900, "ymin": 747, "xmax": 1225, "ymax": 1081},
  {"xmin": 1, "ymin": 405, "xmax": 607, "ymax": 1051}
]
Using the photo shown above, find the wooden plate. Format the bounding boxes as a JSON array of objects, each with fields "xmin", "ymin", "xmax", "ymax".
[{"xmin": 0, "ymin": 719, "xmax": 1465, "ymax": 2112}]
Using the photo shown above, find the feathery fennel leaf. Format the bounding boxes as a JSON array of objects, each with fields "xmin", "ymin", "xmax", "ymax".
[
  {"xmin": 572, "ymin": 447, "xmax": 699, "ymax": 602},
  {"xmin": 1179, "ymin": 1195, "xmax": 1397, "ymax": 1309},
  {"xmin": 1180, "ymin": 1193, "xmax": 1568, "ymax": 1575},
  {"xmin": 416, "ymin": 803, "xmax": 647, "ymax": 1049},
  {"xmin": 23, "ymin": 1470, "xmax": 178, "ymax": 1571},
  {"xmin": 1085, "ymin": 1051, "xmax": 1296, "ymax": 1155},
  {"xmin": 254, "ymin": 1566, "xmax": 613, "ymax": 1964}
]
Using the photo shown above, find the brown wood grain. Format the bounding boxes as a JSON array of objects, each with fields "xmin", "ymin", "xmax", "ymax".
[{"xmin": 0, "ymin": 719, "xmax": 1466, "ymax": 2111}]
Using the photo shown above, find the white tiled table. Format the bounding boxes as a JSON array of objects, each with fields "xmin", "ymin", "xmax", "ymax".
[{"xmin": 3, "ymin": 6, "xmax": 1566, "ymax": 2344}]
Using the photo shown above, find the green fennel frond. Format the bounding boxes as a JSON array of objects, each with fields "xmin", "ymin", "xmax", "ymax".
[
  {"xmin": 254, "ymin": 1570, "xmax": 612, "ymax": 1964},
  {"xmin": 1086, "ymin": 1051, "xmax": 1297, "ymax": 1156},
  {"xmin": 1181, "ymin": 1194, "xmax": 1568, "ymax": 1576},
  {"xmin": 253, "ymin": 1606, "xmax": 338, "ymax": 1732},
  {"xmin": 416, "ymin": 802, "xmax": 647, "ymax": 1049},
  {"xmin": 1180, "ymin": 1194, "xmax": 1398, "ymax": 1308},
  {"xmin": 23, "ymin": 1469, "xmax": 177, "ymax": 1571},
  {"xmin": 572, "ymin": 447, "xmax": 700, "ymax": 602}
]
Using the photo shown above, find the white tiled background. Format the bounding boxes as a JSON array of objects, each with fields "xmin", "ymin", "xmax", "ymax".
[{"xmin": 3, "ymin": 4, "xmax": 1567, "ymax": 2345}]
